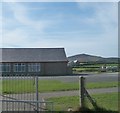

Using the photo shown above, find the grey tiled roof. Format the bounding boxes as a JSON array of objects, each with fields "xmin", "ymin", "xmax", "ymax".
[{"xmin": 0, "ymin": 48, "xmax": 68, "ymax": 62}]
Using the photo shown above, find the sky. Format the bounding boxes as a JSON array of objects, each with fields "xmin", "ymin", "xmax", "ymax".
[{"xmin": 1, "ymin": 1, "xmax": 118, "ymax": 57}]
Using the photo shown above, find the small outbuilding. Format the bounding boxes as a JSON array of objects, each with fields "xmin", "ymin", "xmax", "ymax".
[{"xmin": 0, "ymin": 48, "xmax": 71, "ymax": 76}]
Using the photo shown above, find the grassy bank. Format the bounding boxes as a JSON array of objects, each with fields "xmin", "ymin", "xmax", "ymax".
[
  {"xmin": 2, "ymin": 79, "xmax": 118, "ymax": 94},
  {"xmin": 46, "ymin": 92, "xmax": 118, "ymax": 112}
]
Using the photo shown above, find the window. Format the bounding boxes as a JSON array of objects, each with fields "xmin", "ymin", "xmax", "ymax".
[
  {"xmin": 13, "ymin": 63, "xmax": 26, "ymax": 72},
  {"xmin": 28, "ymin": 63, "xmax": 41, "ymax": 72},
  {"xmin": 0, "ymin": 63, "xmax": 11, "ymax": 72}
]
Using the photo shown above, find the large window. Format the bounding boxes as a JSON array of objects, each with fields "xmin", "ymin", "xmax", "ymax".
[
  {"xmin": 0, "ymin": 63, "xmax": 11, "ymax": 72},
  {"xmin": 13, "ymin": 63, "xmax": 26, "ymax": 72},
  {"xmin": 28, "ymin": 63, "xmax": 41, "ymax": 72}
]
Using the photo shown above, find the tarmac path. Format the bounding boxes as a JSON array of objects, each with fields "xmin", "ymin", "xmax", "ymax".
[
  {"xmin": 2, "ymin": 87, "xmax": 118, "ymax": 100},
  {"xmin": 2, "ymin": 73, "xmax": 118, "ymax": 83}
]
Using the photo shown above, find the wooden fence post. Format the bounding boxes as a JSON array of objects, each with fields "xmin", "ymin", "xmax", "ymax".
[
  {"xmin": 79, "ymin": 76, "xmax": 98, "ymax": 109},
  {"xmin": 79, "ymin": 76, "xmax": 85, "ymax": 108}
]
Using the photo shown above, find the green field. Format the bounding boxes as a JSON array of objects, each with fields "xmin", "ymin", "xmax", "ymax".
[
  {"xmin": 2, "ymin": 79, "xmax": 118, "ymax": 94},
  {"xmin": 79, "ymin": 63, "xmax": 118, "ymax": 67},
  {"xmin": 73, "ymin": 63, "xmax": 118, "ymax": 73},
  {"xmin": 46, "ymin": 92, "xmax": 118, "ymax": 112}
]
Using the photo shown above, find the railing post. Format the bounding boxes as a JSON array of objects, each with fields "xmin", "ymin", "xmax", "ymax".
[
  {"xmin": 35, "ymin": 75, "xmax": 39, "ymax": 113},
  {"xmin": 79, "ymin": 76, "xmax": 85, "ymax": 108}
]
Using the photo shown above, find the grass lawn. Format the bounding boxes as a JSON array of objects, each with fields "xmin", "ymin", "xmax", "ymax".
[
  {"xmin": 73, "ymin": 64, "xmax": 118, "ymax": 68},
  {"xmin": 2, "ymin": 79, "xmax": 118, "ymax": 94},
  {"xmin": 46, "ymin": 92, "xmax": 118, "ymax": 112},
  {"xmin": 73, "ymin": 63, "xmax": 118, "ymax": 73}
]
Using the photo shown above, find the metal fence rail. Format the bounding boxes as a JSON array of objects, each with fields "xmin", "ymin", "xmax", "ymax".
[{"xmin": 2, "ymin": 99, "xmax": 53, "ymax": 112}]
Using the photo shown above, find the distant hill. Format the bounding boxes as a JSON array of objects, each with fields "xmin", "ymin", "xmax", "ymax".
[{"xmin": 68, "ymin": 54, "xmax": 118, "ymax": 63}]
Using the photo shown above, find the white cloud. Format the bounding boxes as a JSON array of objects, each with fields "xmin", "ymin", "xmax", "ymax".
[
  {"xmin": 2, "ymin": 2, "xmax": 55, "ymax": 46},
  {"xmin": 3, "ymin": 29, "xmax": 64, "ymax": 48},
  {"xmin": 75, "ymin": 2, "xmax": 118, "ymax": 56},
  {"xmin": 2, "ymin": 0, "xmax": 75, "ymax": 2},
  {"xmin": 2, "ymin": 2, "xmax": 118, "ymax": 57},
  {"xmin": 2, "ymin": 0, "xmax": 120, "ymax": 2},
  {"xmin": 0, "ymin": 2, "xmax": 2, "ymax": 48},
  {"xmin": 3, "ymin": 29, "xmax": 29, "ymax": 46},
  {"xmin": 4, "ymin": 2, "xmax": 52, "ymax": 32},
  {"xmin": 75, "ymin": 0, "xmax": 119, "ymax": 2},
  {"xmin": 77, "ymin": 2, "xmax": 118, "ymax": 31}
]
